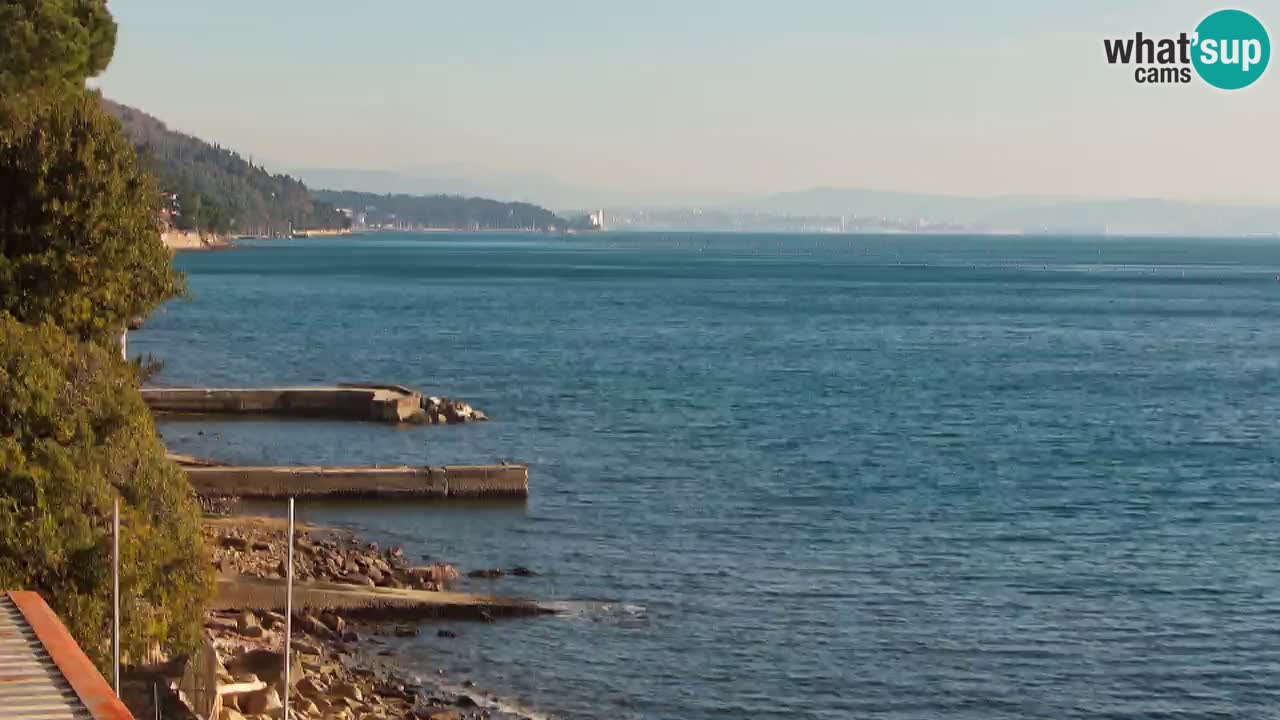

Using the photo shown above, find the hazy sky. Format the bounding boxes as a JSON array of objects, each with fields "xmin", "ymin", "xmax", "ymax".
[{"xmin": 96, "ymin": 1, "xmax": 1279, "ymax": 203}]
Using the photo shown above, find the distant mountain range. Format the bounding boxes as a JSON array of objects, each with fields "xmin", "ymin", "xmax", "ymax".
[
  {"xmin": 732, "ymin": 188, "xmax": 1280, "ymax": 236},
  {"xmin": 290, "ymin": 168, "xmax": 1280, "ymax": 236}
]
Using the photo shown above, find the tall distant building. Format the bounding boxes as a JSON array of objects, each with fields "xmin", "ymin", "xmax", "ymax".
[{"xmin": 588, "ymin": 209, "xmax": 606, "ymax": 230}]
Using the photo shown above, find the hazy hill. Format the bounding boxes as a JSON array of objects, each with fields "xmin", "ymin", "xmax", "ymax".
[{"xmin": 312, "ymin": 189, "xmax": 565, "ymax": 231}]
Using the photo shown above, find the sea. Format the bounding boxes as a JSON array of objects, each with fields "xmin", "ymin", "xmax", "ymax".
[{"xmin": 136, "ymin": 232, "xmax": 1280, "ymax": 720}]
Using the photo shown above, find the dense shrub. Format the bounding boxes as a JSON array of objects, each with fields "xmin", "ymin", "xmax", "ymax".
[
  {"xmin": 0, "ymin": 314, "xmax": 212, "ymax": 669},
  {"xmin": 0, "ymin": 88, "xmax": 184, "ymax": 348}
]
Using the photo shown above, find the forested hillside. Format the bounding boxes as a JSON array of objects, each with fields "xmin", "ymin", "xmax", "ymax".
[
  {"xmin": 103, "ymin": 98, "xmax": 568, "ymax": 235},
  {"xmin": 102, "ymin": 99, "xmax": 348, "ymax": 235},
  {"xmin": 313, "ymin": 189, "xmax": 566, "ymax": 231}
]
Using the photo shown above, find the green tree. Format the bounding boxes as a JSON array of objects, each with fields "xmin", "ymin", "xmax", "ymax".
[
  {"xmin": 0, "ymin": 0, "xmax": 116, "ymax": 94},
  {"xmin": 0, "ymin": 0, "xmax": 211, "ymax": 678},
  {"xmin": 0, "ymin": 88, "xmax": 184, "ymax": 347},
  {"xmin": 0, "ymin": 315, "xmax": 212, "ymax": 668}
]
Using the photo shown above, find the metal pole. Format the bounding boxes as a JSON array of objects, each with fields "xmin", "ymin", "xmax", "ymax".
[
  {"xmin": 112, "ymin": 498, "xmax": 120, "ymax": 695},
  {"xmin": 283, "ymin": 497, "xmax": 294, "ymax": 718}
]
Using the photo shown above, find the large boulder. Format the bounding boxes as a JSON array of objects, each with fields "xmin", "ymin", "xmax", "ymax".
[
  {"xmin": 412, "ymin": 563, "xmax": 459, "ymax": 587},
  {"xmin": 239, "ymin": 686, "xmax": 282, "ymax": 715}
]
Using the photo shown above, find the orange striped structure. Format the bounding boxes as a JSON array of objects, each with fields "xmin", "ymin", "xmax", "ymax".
[{"xmin": 0, "ymin": 592, "xmax": 134, "ymax": 720}]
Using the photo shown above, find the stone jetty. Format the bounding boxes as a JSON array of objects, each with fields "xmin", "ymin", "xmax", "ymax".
[
  {"xmin": 141, "ymin": 383, "xmax": 488, "ymax": 425},
  {"xmin": 182, "ymin": 462, "xmax": 529, "ymax": 500}
]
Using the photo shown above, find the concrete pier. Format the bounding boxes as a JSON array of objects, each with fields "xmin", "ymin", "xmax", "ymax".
[
  {"xmin": 214, "ymin": 577, "xmax": 552, "ymax": 620},
  {"xmin": 182, "ymin": 463, "xmax": 529, "ymax": 499},
  {"xmin": 141, "ymin": 384, "xmax": 425, "ymax": 423}
]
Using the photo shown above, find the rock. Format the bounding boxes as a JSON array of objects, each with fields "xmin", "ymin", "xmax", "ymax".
[
  {"xmin": 341, "ymin": 630, "xmax": 361, "ymax": 643},
  {"xmin": 252, "ymin": 541, "xmax": 271, "ymax": 551},
  {"xmin": 436, "ymin": 629, "xmax": 457, "ymax": 639},
  {"xmin": 320, "ymin": 612, "xmax": 346, "ymax": 635},
  {"xmin": 225, "ymin": 648, "xmax": 301, "ymax": 690},
  {"xmin": 343, "ymin": 573, "xmax": 374, "ymax": 586},
  {"xmin": 393, "ymin": 626, "xmax": 418, "ymax": 637},
  {"xmin": 331, "ymin": 681, "xmax": 364, "ymax": 703},
  {"xmin": 240, "ymin": 624, "xmax": 264, "ymax": 639},
  {"xmin": 365, "ymin": 567, "xmax": 385, "ymax": 584},
  {"xmin": 372, "ymin": 683, "xmax": 399, "ymax": 699},
  {"xmin": 454, "ymin": 694, "xmax": 479, "ymax": 708},
  {"xmin": 510, "ymin": 566, "xmax": 537, "ymax": 577},
  {"xmin": 297, "ymin": 676, "xmax": 328, "ymax": 698},
  {"xmin": 298, "ymin": 699, "xmax": 320, "ymax": 716},
  {"xmin": 232, "ymin": 672, "xmax": 259, "ymax": 684},
  {"xmin": 205, "ymin": 616, "xmax": 238, "ymax": 632},
  {"xmin": 240, "ymin": 686, "xmax": 282, "ymax": 715},
  {"xmin": 221, "ymin": 535, "xmax": 249, "ymax": 550},
  {"xmin": 467, "ymin": 568, "xmax": 503, "ymax": 579},
  {"xmin": 292, "ymin": 639, "xmax": 321, "ymax": 656},
  {"xmin": 237, "ymin": 610, "xmax": 259, "ymax": 634},
  {"xmin": 218, "ymin": 708, "xmax": 248, "ymax": 720},
  {"xmin": 299, "ymin": 613, "xmax": 334, "ymax": 639}
]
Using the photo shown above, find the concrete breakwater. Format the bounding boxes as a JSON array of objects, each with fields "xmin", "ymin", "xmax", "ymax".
[
  {"xmin": 141, "ymin": 383, "xmax": 487, "ymax": 424},
  {"xmin": 214, "ymin": 578, "xmax": 550, "ymax": 620},
  {"xmin": 183, "ymin": 463, "xmax": 529, "ymax": 499}
]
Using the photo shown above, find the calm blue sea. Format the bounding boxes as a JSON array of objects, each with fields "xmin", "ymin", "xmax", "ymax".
[{"xmin": 138, "ymin": 232, "xmax": 1280, "ymax": 720}]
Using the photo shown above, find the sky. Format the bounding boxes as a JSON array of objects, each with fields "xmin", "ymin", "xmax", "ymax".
[{"xmin": 95, "ymin": 1, "xmax": 1280, "ymax": 205}]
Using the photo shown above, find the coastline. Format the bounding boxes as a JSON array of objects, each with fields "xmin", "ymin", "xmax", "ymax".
[{"xmin": 162, "ymin": 229, "xmax": 234, "ymax": 251}]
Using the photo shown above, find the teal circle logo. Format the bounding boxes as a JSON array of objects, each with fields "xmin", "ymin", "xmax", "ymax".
[{"xmin": 1192, "ymin": 9, "xmax": 1270, "ymax": 89}]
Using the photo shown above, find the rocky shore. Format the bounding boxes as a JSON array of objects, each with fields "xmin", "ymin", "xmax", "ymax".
[
  {"xmin": 162, "ymin": 229, "xmax": 233, "ymax": 251},
  {"xmin": 189, "ymin": 516, "xmax": 543, "ymax": 720},
  {"xmin": 202, "ymin": 606, "xmax": 483, "ymax": 720},
  {"xmin": 204, "ymin": 517, "xmax": 458, "ymax": 591}
]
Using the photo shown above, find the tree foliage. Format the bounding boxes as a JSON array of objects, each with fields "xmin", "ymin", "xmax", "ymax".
[
  {"xmin": 0, "ymin": 315, "xmax": 212, "ymax": 669},
  {"xmin": 0, "ymin": 0, "xmax": 116, "ymax": 94},
  {"xmin": 104, "ymin": 100, "xmax": 350, "ymax": 235},
  {"xmin": 0, "ymin": 89, "xmax": 184, "ymax": 347},
  {"xmin": 0, "ymin": 1, "xmax": 211, "ymax": 676}
]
